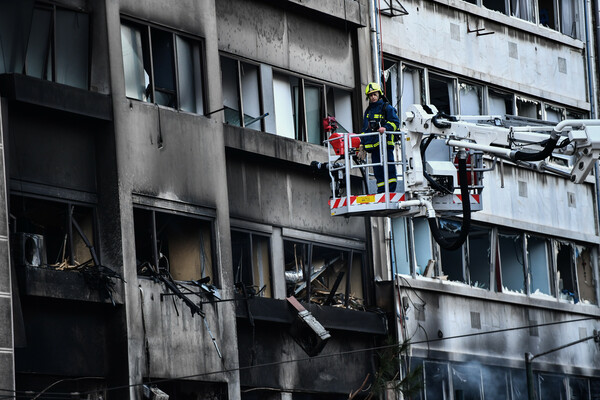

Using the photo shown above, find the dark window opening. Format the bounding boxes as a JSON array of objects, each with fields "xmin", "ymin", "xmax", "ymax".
[
  {"xmin": 231, "ymin": 230, "xmax": 272, "ymax": 297},
  {"xmin": 10, "ymin": 195, "xmax": 97, "ymax": 269},
  {"xmin": 283, "ymin": 240, "xmax": 365, "ymax": 309},
  {"xmin": 538, "ymin": 0, "xmax": 557, "ymax": 29},
  {"xmin": 498, "ymin": 231, "xmax": 525, "ymax": 293},
  {"xmin": 428, "ymin": 73, "xmax": 455, "ymax": 115},
  {"xmin": 134, "ymin": 207, "xmax": 215, "ymax": 285},
  {"xmin": 483, "ymin": 0, "xmax": 507, "ymax": 14},
  {"xmin": 556, "ymin": 241, "xmax": 577, "ymax": 302}
]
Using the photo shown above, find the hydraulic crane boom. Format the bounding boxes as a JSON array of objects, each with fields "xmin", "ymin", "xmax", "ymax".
[{"xmin": 314, "ymin": 104, "xmax": 600, "ymax": 249}]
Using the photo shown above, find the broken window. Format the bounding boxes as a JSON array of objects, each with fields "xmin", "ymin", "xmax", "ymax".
[
  {"xmin": 133, "ymin": 207, "xmax": 214, "ymax": 284},
  {"xmin": 483, "ymin": 0, "xmax": 507, "ymax": 14},
  {"xmin": 510, "ymin": 368, "xmax": 528, "ymax": 399},
  {"xmin": 527, "ymin": 235, "xmax": 552, "ymax": 296},
  {"xmin": 23, "ymin": 3, "xmax": 89, "ymax": 89},
  {"xmin": 438, "ymin": 221, "xmax": 491, "ymax": 289},
  {"xmin": 428, "ymin": 72, "xmax": 456, "ymax": 115},
  {"xmin": 424, "ymin": 361, "xmax": 451, "ymax": 400},
  {"xmin": 544, "ymin": 104, "xmax": 565, "ymax": 122},
  {"xmin": 452, "ymin": 364, "xmax": 483, "ymax": 399},
  {"xmin": 459, "ymin": 81, "xmax": 484, "ymax": 115},
  {"xmin": 498, "ymin": 230, "xmax": 526, "ymax": 293},
  {"xmin": 231, "ymin": 230, "xmax": 272, "ymax": 297},
  {"xmin": 538, "ymin": 374, "xmax": 567, "ymax": 399},
  {"xmin": 121, "ymin": 19, "xmax": 205, "ymax": 114},
  {"xmin": 220, "ymin": 56, "xmax": 263, "ymax": 130},
  {"xmin": 538, "ymin": 0, "xmax": 557, "ymax": 29},
  {"xmin": 516, "ymin": 97, "xmax": 541, "ymax": 119},
  {"xmin": 283, "ymin": 240, "xmax": 365, "ymax": 309},
  {"xmin": 556, "ymin": 241, "xmax": 577, "ymax": 302},
  {"xmin": 488, "ymin": 88, "xmax": 514, "ymax": 116},
  {"xmin": 575, "ymin": 245, "xmax": 597, "ymax": 304},
  {"xmin": 10, "ymin": 195, "xmax": 97, "ymax": 269}
]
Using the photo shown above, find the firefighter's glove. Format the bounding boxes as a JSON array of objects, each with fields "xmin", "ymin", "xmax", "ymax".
[{"xmin": 357, "ymin": 145, "xmax": 367, "ymax": 162}]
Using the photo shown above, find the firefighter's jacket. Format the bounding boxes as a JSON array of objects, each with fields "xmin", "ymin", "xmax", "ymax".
[{"xmin": 360, "ymin": 99, "xmax": 400, "ymax": 150}]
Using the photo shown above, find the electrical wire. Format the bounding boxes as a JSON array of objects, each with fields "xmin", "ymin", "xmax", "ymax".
[{"xmin": 0, "ymin": 316, "xmax": 595, "ymax": 399}]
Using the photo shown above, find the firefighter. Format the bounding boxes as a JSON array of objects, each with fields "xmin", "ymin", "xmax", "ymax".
[{"xmin": 361, "ymin": 82, "xmax": 400, "ymax": 193}]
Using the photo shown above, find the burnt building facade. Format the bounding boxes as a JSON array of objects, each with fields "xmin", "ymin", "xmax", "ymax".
[{"xmin": 1, "ymin": 0, "xmax": 600, "ymax": 399}]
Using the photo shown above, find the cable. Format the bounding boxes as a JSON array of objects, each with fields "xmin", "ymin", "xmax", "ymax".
[{"xmin": 3, "ymin": 316, "xmax": 593, "ymax": 399}]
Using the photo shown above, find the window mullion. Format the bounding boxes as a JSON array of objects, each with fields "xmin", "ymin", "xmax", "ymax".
[
  {"xmin": 173, "ymin": 33, "xmax": 180, "ymax": 110},
  {"xmin": 67, "ymin": 203, "xmax": 74, "ymax": 265},
  {"xmin": 147, "ymin": 26, "xmax": 156, "ymax": 105},
  {"xmin": 150, "ymin": 210, "xmax": 159, "ymax": 269},
  {"xmin": 238, "ymin": 60, "xmax": 245, "ymax": 127}
]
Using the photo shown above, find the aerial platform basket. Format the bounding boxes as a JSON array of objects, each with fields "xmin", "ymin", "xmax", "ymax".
[{"xmin": 324, "ymin": 130, "xmax": 483, "ymax": 218}]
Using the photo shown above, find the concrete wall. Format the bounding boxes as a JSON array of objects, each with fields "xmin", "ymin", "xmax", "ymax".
[
  {"xmin": 105, "ymin": 0, "xmax": 240, "ymax": 397},
  {"xmin": 475, "ymin": 164, "xmax": 598, "ymax": 242},
  {"xmin": 402, "ymin": 284, "xmax": 600, "ymax": 375},
  {"xmin": 216, "ymin": 0, "xmax": 358, "ymax": 87},
  {"xmin": 382, "ymin": 0, "xmax": 589, "ymax": 109}
]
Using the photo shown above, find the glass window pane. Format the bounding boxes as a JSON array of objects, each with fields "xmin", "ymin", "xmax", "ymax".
[
  {"xmin": 401, "ymin": 64, "xmax": 425, "ymax": 117},
  {"xmin": 221, "ymin": 57, "xmax": 241, "ymax": 126},
  {"xmin": 499, "ymin": 231, "xmax": 525, "ymax": 293},
  {"xmin": 332, "ymin": 88, "xmax": 353, "ymax": 133},
  {"xmin": 176, "ymin": 36, "xmax": 203, "ymax": 114},
  {"xmin": 482, "ymin": 366, "xmax": 510, "ymax": 400},
  {"xmin": 569, "ymin": 378, "xmax": 589, "ymax": 400},
  {"xmin": 428, "ymin": 73, "xmax": 455, "ymax": 115},
  {"xmin": 273, "ymin": 73, "xmax": 296, "ymax": 139},
  {"xmin": 55, "ymin": 9, "xmax": 89, "ymax": 89},
  {"xmin": 527, "ymin": 235, "xmax": 552, "ymax": 296},
  {"xmin": 560, "ymin": 0, "xmax": 581, "ymax": 39},
  {"xmin": 511, "ymin": 0, "xmax": 535, "ymax": 22},
  {"xmin": 241, "ymin": 62, "xmax": 261, "ymax": 130},
  {"xmin": 121, "ymin": 24, "xmax": 147, "ymax": 101},
  {"xmin": 488, "ymin": 89, "xmax": 514, "ymax": 116},
  {"xmin": 414, "ymin": 218, "xmax": 433, "ymax": 276},
  {"xmin": 510, "ymin": 369, "xmax": 528, "ymax": 400},
  {"xmin": 391, "ymin": 217, "xmax": 411, "ymax": 275},
  {"xmin": 425, "ymin": 361, "xmax": 451, "ymax": 400},
  {"xmin": 538, "ymin": 374, "xmax": 567, "ymax": 400},
  {"xmin": 305, "ymin": 84, "xmax": 322, "ymax": 144},
  {"xmin": 468, "ymin": 227, "xmax": 491, "ymax": 289},
  {"xmin": 25, "ymin": 7, "xmax": 52, "ymax": 79},
  {"xmin": 576, "ymin": 245, "xmax": 597, "ymax": 304},
  {"xmin": 452, "ymin": 364, "xmax": 482, "ymax": 400},
  {"xmin": 459, "ymin": 82, "xmax": 483, "ymax": 115},
  {"xmin": 151, "ymin": 28, "xmax": 176, "ymax": 107}
]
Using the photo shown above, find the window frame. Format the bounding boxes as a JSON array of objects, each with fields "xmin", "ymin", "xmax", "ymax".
[
  {"xmin": 120, "ymin": 16, "xmax": 207, "ymax": 114},
  {"xmin": 10, "ymin": 193, "xmax": 100, "ymax": 268},
  {"xmin": 231, "ymin": 228, "xmax": 273, "ymax": 298},
  {"xmin": 23, "ymin": 2, "xmax": 91, "ymax": 89},
  {"xmin": 133, "ymin": 204, "xmax": 217, "ymax": 286}
]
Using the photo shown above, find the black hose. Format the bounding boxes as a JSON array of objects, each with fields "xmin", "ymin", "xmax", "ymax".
[
  {"xmin": 420, "ymin": 135, "xmax": 453, "ymax": 195},
  {"xmin": 428, "ymin": 156, "xmax": 471, "ymax": 250},
  {"xmin": 511, "ymin": 135, "xmax": 560, "ymax": 162}
]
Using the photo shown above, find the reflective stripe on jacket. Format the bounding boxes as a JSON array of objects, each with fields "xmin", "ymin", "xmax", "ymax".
[{"xmin": 360, "ymin": 99, "xmax": 400, "ymax": 148}]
